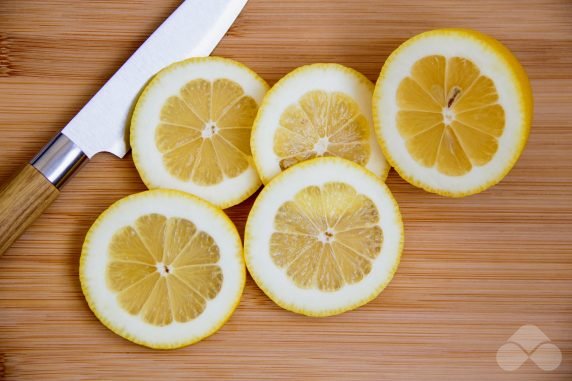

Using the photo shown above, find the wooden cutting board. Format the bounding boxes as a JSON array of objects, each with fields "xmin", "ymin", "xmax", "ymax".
[{"xmin": 1, "ymin": 1, "xmax": 571, "ymax": 379}]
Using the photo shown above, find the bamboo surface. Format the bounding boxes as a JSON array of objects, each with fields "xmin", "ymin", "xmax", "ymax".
[{"xmin": 0, "ymin": 0, "xmax": 571, "ymax": 380}]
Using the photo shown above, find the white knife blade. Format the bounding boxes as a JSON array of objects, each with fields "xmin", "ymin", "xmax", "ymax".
[
  {"xmin": 62, "ymin": 0, "xmax": 248, "ymax": 159},
  {"xmin": 0, "ymin": 0, "xmax": 249, "ymax": 257}
]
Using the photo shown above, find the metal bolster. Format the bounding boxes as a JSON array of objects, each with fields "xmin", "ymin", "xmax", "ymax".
[{"xmin": 30, "ymin": 133, "xmax": 88, "ymax": 189}]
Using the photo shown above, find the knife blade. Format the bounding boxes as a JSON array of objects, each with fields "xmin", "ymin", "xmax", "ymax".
[
  {"xmin": 64, "ymin": 0, "xmax": 248, "ymax": 159},
  {"xmin": 0, "ymin": 0, "xmax": 248, "ymax": 256}
]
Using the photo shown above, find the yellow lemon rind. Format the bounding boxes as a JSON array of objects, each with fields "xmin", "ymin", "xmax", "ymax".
[
  {"xmin": 372, "ymin": 28, "xmax": 533, "ymax": 197},
  {"xmin": 251, "ymin": 63, "xmax": 391, "ymax": 185},
  {"xmin": 244, "ymin": 157, "xmax": 403, "ymax": 317},
  {"xmin": 80, "ymin": 189, "xmax": 246, "ymax": 349},
  {"xmin": 131, "ymin": 56, "xmax": 269, "ymax": 209}
]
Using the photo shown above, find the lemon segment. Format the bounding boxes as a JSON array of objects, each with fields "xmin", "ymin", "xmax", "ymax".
[
  {"xmin": 156, "ymin": 78, "xmax": 257, "ymax": 186},
  {"xmin": 107, "ymin": 215, "xmax": 223, "ymax": 326},
  {"xmin": 131, "ymin": 57, "xmax": 269, "ymax": 208},
  {"xmin": 80, "ymin": 190, "xmax": 245, "ymax": 349},
  {"xmin": 244, "ymin": 157, "xmax": 403, "ymax": 317},
  {"xmin": 271, "ymin": 182, "xmax": 382, "ymax": 292},
  {"xmin": 373, "ymin": 29, "xmax": 532, "ymax": 196},
  {"xmin": 395, "ymin": 55, "xmax": 504, "ymax": 176},
  {"xmin": 251, "ymin": 64, "xmax": 390, "ymax": 184},
  {"xmin": 274, "ymin": 91, "xmax": 370, "ymax": 170}
]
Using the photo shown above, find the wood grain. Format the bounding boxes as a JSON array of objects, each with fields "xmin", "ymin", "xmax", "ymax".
[
  {"xmin": 1, "ymin": 0, "xmax": 571, "ymax": 380},
  {"xmin": 0, "ymin": 164, "xmax": 59, "ymax": 255}
]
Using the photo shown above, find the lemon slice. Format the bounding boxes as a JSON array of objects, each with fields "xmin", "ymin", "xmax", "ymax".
[
  {"xmin": 131, "ymin": 57, "xmax": 269, "ymax": 208},
  {"xmin": 80, "ymin": 190, "xmax": 244, "ymax": 349},
  {"xmin": 373, "ymin": 29, "xmax": 533, "ymax": 196},
  {"xmin": 251, "ymin": 64, "xmax": 390, "ymax": 184},
  {"xmin": 244, "ymin": 157, "xmax": 403, "ymax": 316}
]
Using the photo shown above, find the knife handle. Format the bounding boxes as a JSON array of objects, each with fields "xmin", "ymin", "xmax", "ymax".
[
  {"xmin": 0, "ymin": 165, "xmax": 60, "ymax": 255},
  {"xmin": 0, "ymin": 134, "xmax": 86, "ymax": 256}
]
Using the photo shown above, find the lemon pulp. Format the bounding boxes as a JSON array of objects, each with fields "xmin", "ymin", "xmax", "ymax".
[
  {"xmin": 156, "ymin": 78, "xmax": 257, "ymax": 185},
  {"xmin": 397, "ymin": 55, "xmax": 504, "ymax": 176},
  {"xmin": 274, "ymin": 90, "xmax": 371, "ymax": 171},
  {"xmin": 107, "ymin": 213, "xmax": 222, "ymax": 326},
  {"xmin": 270, "ymin": 182, "xmax": 382, "ymax": 292}
]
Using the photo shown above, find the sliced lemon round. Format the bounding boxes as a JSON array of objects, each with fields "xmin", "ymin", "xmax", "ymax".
[
  {"xmin": 80, "ymin": 190, "xmax": 244, "ymax": 349},
  {"xmin": 251, "ymin": 63, "xmax": 390, "ymax": 184},
  {"xmin": 244, "ymin": 157, "xmax": 403, "ymax": 317},
  {"xmin": 131, "ymin": 57, "xmax": 269, "ymax": 208},
  {"xmin": 373, "ymin": 29, "xmax": 533, "ymax": 196}
]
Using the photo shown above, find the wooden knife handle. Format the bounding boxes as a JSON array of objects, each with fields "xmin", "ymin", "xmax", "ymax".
[
  {"xmin": 0, "ymin": 133, "xmax": 87, "ymax": 256},
  {"xmin": 0, "ymin": 164, "xmax": 60, "ymax": 255}
]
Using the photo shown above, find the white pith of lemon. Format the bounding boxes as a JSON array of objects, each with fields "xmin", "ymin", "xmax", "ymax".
[
  {"xmin": 373, "ymin": 29, "xmax": 533, "ymax": 197},
  {"xmin": 244, "ymin": 157, "xmax": 403, "ymax": 317},
  {"xmin": 251, "ymin": 63, "xmax": 390, "ymax": 184},
  {"xmin": 131, "ymin": 57, "xmax": 269, "ymax": 209},
  {"xmin": 80, "ymin": 190, "xmax": 245, "ymax": 349}
]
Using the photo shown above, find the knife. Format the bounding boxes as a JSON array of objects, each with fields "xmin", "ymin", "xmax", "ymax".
[{"xmin": 0, "ymin": 0, "xmax": 248, "ymax": 256}]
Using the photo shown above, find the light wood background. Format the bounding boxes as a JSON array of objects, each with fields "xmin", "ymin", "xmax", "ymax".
[{"xmin": 1, "ymin": 0, "xmax": 571, "ymax": 380}]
